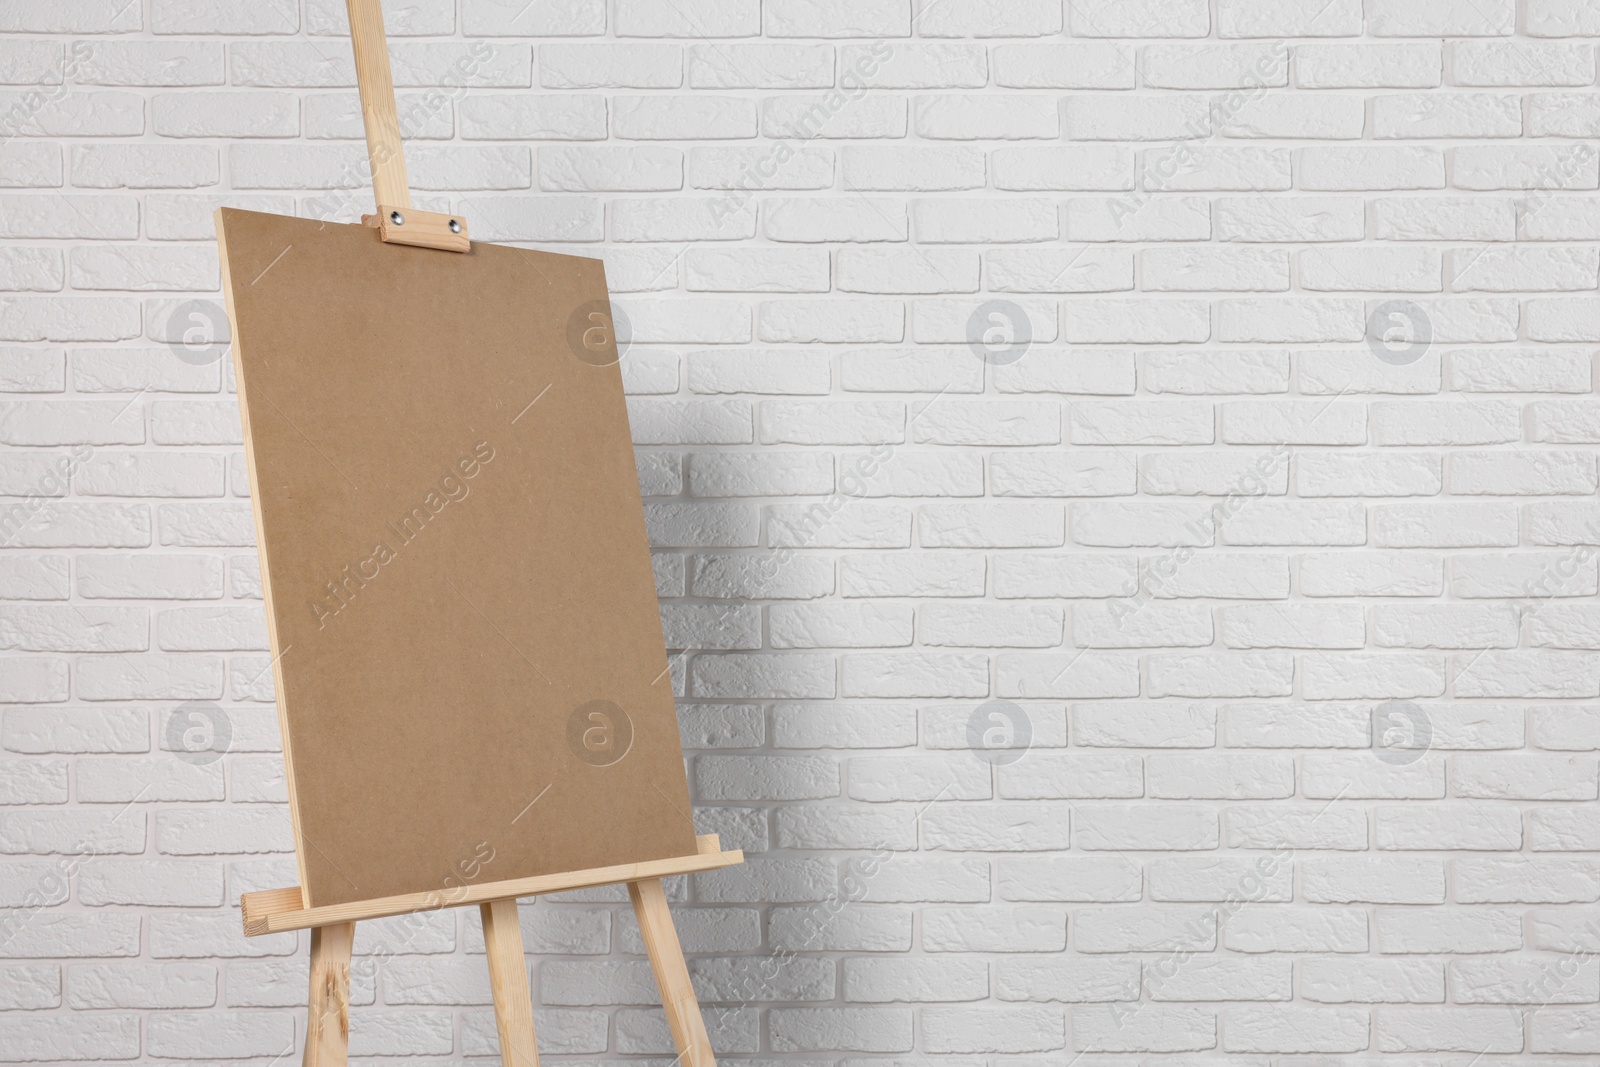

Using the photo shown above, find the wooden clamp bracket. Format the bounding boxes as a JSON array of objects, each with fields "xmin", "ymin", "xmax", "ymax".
[{"xmin": 347, "ymin": 0, "xmax": 468, "ymax": 252}]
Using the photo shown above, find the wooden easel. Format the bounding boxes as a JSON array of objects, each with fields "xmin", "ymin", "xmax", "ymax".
[
  {"xmin": 245, "ymin": 833, "xmax": 741, "ymax": 1065},
  {"xmin": 238, "ymin": 5, "xmax": 745, "ymax": 1063}
]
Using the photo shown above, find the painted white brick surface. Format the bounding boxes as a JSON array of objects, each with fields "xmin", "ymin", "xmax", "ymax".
[{"xmin": 2, "ymin": 0, "xmax": 1600, "ymax": 1060}]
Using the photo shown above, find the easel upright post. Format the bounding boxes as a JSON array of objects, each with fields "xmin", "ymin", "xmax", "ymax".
[
  {"xmin": 304, "ymin": 921, "xmax": 354, "ymax": 1067},
  {"xmin": 345, "ymin": 0, "xmax": 409, "ymax": 211},
  {"xmin": 343, "ymin": 0, "xmax": 470, "ymax": 252}
]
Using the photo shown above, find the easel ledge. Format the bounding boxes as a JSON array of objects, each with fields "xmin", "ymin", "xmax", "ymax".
[{"xmin": 242, "ymin": 835, "xmax": 741, "ymax": 936}]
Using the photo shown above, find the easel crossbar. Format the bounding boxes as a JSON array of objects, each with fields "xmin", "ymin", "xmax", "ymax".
[{"xmin": 242, "ymin": 836, "xmax": 740, "ymax": 936}]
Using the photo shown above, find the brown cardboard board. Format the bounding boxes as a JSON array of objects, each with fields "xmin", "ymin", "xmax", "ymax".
[{"xmin": 215, "ymin": 208, "xmax": 696, "ymax": 908}]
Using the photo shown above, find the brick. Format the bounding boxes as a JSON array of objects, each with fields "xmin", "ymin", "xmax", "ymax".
[
  {"xmin": 847, "ymin": 44, "xmax": 984, "ymax": 88},
  {"xmin": 1142, "ymin": 43, "xmax": 1289, "ymax": 89},
  {"xmin": 1303, "ymin": 958, "xmax": 1443, "ymax": 1003},
  {"xmin": 0, "ymin": 1014, "xmax": 140, "ymax": 1059},
  {"xmin": 1300, "ymin": 146, "xmax": 1445, "ymax": 190},
  {"xmin": 1369, "ymin": 0, "xmax": 1514, "ymax": 36},
  {"xmin": 1378, "ymin": 1007, "xmax": 1522, "ymax": 1053},
  {"xmin": 915, "ymin": 94, "xmax": 1058, "ymax": 141},
  {"xmin": 1456, "ymin": 145, "xmax": 1600, "ymax": 190},
  {"xmin": 1067, "ymin": 95, "xmax": 1210, "ymax": 141},
  {"xmin": 1221, "ymin": 0, "xmax": 1361, "ymax": 37},
  {"xmin": 1304, "ymin": 857, "xmax": 1447, "ymax": 904},
  {"xmin": 770, "ymin": 1006, "xmax": 911, "ymax": 1052},
  {"xmin": 1530, "ymin": 94, "xmax": 1600, "ymax": 140},
  {"xmin": 1226, "ymin": 906, "xmax": 1368, "ymax": 952},
  {"xmin": 1373, "ymin": 93, "xmax": 1522, "ymax": 138},
  {"xmin": 1223, "ymin": 95, "xmax": 1365, "ymax": 139},
  {"xmin": 539, "ymin": 43, "xmax": 680, "ymax": 89},
  {"xmin": 993, "ymin": 44, "xmax": 1132, "ymax": 88},
  {"xmin": 998, "ymin": 959, "xmax": 1139, "ymax": 1004},
  {"xmin": 0, "ymin": 145, "xmax": 63, "ymax": 189},
  {"xmin": 1076, "ymin": 1003, "xmax": 1215, "ymax": 1051},
  {"xmin": 1068, "ymin": 0, "xmax": 1208, "ymax": 37},
  {"xmin": 1225, "ymin": 1006, "xmax": 1368, "ymax": 1053},
  {"xmin": 461, "ymin": 0, "xmax": 603, "ymax": 35},
  {"xmin": 939, "ymin": 910, "xmax": 1068, "ymax": 957},
  {"xmin": 1452, "ymin": 956, "xmax": 1599, "ymax": 1002},
  {"xmin": 687, "ymin": 43, "xmax": 830, "ymax": 89},
  {"xmin": 920, "ymin": 0, "xmax": 1062, "ymax": 37},
  {"xmin": 925, "ymin": 1005, "xmax": 1064, "ymax": 1053}
]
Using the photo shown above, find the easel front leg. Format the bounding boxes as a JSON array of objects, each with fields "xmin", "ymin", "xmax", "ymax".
[
  {"xmin": 628, "ymin": 878, "xmax": 715, "ymax": 1067},
  {"xmin": 304, "ymin": 921, "xmax": 354, "ymax": 1067},
  {"xmin": 480, "ymin": 898, "xmax": 540, "ymax": 1067}
]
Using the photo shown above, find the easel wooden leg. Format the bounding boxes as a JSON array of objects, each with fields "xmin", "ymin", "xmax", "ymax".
[
  {"xmin": 628, "ymin": 877, "xmax": 715, "ymax": 1067},
  {"xmin": 304, "ymin": 921, "xmax": 355, "ymax": 1067},
  {"xmin": 480, "ymin": 898, "xmax": 540, "ymax": 1067}
]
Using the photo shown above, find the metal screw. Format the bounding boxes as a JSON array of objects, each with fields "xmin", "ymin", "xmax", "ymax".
[
  {"xmin": 388, "ymin": 210, "xmax": 404, "ymax": 226},
  {"xmin": 448, "ymin": 218, "xmax": 462, "ymax": 234}
]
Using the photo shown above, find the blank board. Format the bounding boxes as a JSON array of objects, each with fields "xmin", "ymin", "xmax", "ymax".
[{"xmin": 216, "ymin": 208, "xmax": 697, "ymax": 907}]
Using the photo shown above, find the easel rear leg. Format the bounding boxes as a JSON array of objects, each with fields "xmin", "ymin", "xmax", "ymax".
[
  {"xmin": 629, "ymin": 877, "xmax": 715, "ymax": 1067},
  {"xmin": 304, "ymin": 921, "xmax": 355, "ymax": 1067}
]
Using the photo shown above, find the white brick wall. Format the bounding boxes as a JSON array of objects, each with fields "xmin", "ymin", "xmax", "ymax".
[{"xmin": 2, "ymin": 0, "xmax": 1600, "ymax": 1060}]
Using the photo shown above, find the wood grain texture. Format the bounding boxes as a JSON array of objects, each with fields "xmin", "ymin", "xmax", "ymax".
[
  {"xmin": 303, "ymin": 921, "xmax": 355, "ymax": 1067},
  {"xmin": 629, "ymin": 877, "xmax": 716, "ymax": 1067},
  {"xmin": 481, "ymin": 898, "xmax": 540, "ymax": 1067},
  {"xmin": 345, "ymin": 0, "xmax": 409, "ymax": 210},
  {"xmin": 243, "ymin": 839, "xmax": 740, "ymax": 935},
  {"xmin": 372, "ymin": 205, "xmax": 471, "ymax": 252}
]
